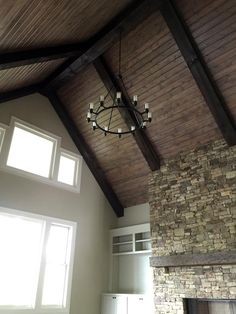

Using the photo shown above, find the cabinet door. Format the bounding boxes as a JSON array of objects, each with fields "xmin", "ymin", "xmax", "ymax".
[
  {"xmin": 101, "ymin": 295, "xmax": 127, "ymax": 314},
  {"xmin": 116, "ymin": 295, "xmax": 127, "ymax": 314},
  {"xmin": 128, "ymin": 295, "xmax": 152, "ymax": 314}
]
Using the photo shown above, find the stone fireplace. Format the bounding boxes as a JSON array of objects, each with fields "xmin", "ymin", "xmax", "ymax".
[{"xmin": 148, "ymin": 140, "xmax": 236, "ymax": 314}]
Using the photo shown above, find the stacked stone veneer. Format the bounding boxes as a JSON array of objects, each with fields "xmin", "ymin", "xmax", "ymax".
[{"xmin": 149, "ymin": 140, "xmax": 236, "ymax": 314}]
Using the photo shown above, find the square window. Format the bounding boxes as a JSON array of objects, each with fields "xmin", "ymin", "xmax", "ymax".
[
  {"xmin": 58, "ymin": 153, "xmax": 79, "ymax": 186},
  {"xmin": 7, "ymin": 124, "xmax": 56, "ymax": 178}
]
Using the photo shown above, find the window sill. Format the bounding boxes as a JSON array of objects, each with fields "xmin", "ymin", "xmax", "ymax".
[
  {"xmin": 0, "ymin": 309, "xmax": 70, "ymax": 314},
  {"xmin": 0, "ymin": 163, "xmax": 81, "ymax": 193}
]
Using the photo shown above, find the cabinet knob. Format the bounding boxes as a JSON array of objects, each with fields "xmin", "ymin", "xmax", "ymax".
[{"xmin": 112, "ymin": 296, "xmax": 116, "ymax": 299}]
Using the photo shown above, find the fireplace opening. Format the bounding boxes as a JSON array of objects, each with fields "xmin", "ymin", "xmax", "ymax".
[{"xmin": 185, "ymin": 299, "xmax": 236, "ymax": 314}]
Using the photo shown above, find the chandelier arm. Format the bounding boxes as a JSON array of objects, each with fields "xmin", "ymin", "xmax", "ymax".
[
  {"xmin": 108, "ymin": 103, "xmax": 114, "ymax": 130},
  {"xmin": 94, "ymin": 105, "xmax": 146, "ymax": 134},
  {"xmin": 104, "ymin": 84, "xmax": 114, "ymax": 101},
  {"xmin": 95, "ymin": 103, "xmax": 102, "ymax": 114},
  {"xmin": 95, "ymin": 126, "xmax": 136, "ymax": 135},
  {"xmin": 102, "ymin": 85, "xmax": 116, "ymax": 111}
]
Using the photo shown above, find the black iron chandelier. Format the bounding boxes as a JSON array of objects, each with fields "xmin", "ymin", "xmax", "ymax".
[{"xmin": 87, "ymin": 32, "xmax": 152, "ymax": 138}]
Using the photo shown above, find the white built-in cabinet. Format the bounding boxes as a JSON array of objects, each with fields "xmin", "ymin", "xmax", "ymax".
[
  {"xmin": 128, "ymin": 294, "xmax": 149, "ymax": 314},
  {"xmin": 101, "ymin": 294, "xmax": 127, "ymax": 314},
  {"xmin": 101, "ymin": 224, "xmax": 154, "ymax": 314},
  {"xmin": 109, "ymin": 223, "xmax": 152, "ymax": 293},
  {"xmin": 101, "ymin": 294, "xmax": 152, "ymax": 314}
]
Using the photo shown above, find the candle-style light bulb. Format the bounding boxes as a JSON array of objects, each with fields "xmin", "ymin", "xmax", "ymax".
[
  {"xmin": 92, "ymin": 122, "xmax": 96, "ymax": 131},
  {"xmin": 144, "ymin": 103, "xmax": 149, "ymax": 113},
  {"xmin": 104, "ymin": 126, "xmax": 108, "ymax": 136},
  {"xmin": 148, "ymin": 112, "xmax": 152, "ymax": 122},
  {"xmin": 100, "ymin": 95, "xmax": 104, "ymax": 104},
  {"xmin": 89, "ymin": 103, "xmax": 94, "ymax": 113},
  {"xmin": 118, "ymin": 128, "xmax": 122, "ymax": 138},
  {"xmin": 131, "ymin": 126, "xmax": 135, "ymax": 132},
  {"xmin": 87, "ymin": 112, "xmax": 91, "ymax": 122},
  {"xmin": 142, "ymin": 122, "xmax": 147, "ymax": 128},
  {"xmin": 133, "ymin": 95, "xmax": 138, "ymax": 106},
  {"xmin": 116, "ymin": 92, "xmax": 121, "ymax": 102}
]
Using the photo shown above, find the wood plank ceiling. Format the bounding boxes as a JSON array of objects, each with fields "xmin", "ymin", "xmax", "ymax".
[
  {"xmin": 0, "ymin": 0, "xmax": 133, "ymax": 92},
  {"xmin": 0, "ymin": 0, "xmax": 134, "ymax": 50},
  {"xmin": 0, "ymin": 60, "xmax": 65, "ymax": 92},
  {"xmin": 0, "ymin": 0, "xmax": 236, "ymax": 210},
  {"xmin": 58, "ymin": 0, "xmax": 236, "ymax": 207}
]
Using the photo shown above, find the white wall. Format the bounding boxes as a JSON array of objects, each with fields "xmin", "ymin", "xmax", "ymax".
[
  {"xmin": 0, "ymin": 94, "xmax": 117, "ymax": 314},
  {"xmin": 117, "ymin": 203, "xmax": 150, "ymax": 227},
  {"xmin": 116, "ymin": 254, "xmax": 153, "ymax": 294}
]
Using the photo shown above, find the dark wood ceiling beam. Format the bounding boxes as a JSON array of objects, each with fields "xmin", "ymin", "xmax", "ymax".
[
  {"xmin": 45, "ymin": 90, "xmax": 124, "ymax": 217},
  {"xmin": 160, "ymin": 0, "xmax": 236, "ymax": 146},
  {"xmin": 41, "ymin": 0, "xmax": 160, "ymax": 92},
  {"xmin": 94, "ymin": 57, "xmax": 161, "ymax": 171},
  {"xmin": 0, "ymin": 43, "xmax": 86, "ymax": 70},
  {"xmin": 0, "ymin": 84, "xmax": 39, "ymax": 103}
]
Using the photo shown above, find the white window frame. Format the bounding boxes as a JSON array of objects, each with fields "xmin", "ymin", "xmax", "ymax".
[
  {"xmin": 0, "ymin": 117, "xmax": 82, "ymax": 193},
  {"xmin": 0, "ymin": 206, "xmax": 77, "ymax": 314},
  {"xmin": 0, "ymin": 123, "xmax": 7, "ymax": 154},
  {"xmin": 1, "ymin": 117, "xmax": 59, "ymax": 180},
  {"xmin": 57, "ymin": 149, "xmax": 82, "ymax": 189}
]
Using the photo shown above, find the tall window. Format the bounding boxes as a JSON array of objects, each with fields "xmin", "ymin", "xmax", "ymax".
[{"xmin": 0, "ymin": 208, "xmax": 76, "ymax": 314}]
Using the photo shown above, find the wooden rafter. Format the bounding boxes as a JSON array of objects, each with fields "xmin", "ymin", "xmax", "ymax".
[
  {"xmin": 160, "ymin": 0, "xmax": 236, "ymax": 146},
  {"xmin": 45, "ymin": 91, "xmax": 124, "ymax": 217},
  {"xmin": 0, "ymin": 84, "xmax": 39, "ymax": 103},
  {"xmin": 94, "ymin": 57, "xmax": 161, "ymax": 171},
  {"xmin": 41, "ymin": 0, "xmax": 160, "ymax": 91},
  {"xmin": 0, "ymin": 43, "xmax": 86, "ymax": 70}
]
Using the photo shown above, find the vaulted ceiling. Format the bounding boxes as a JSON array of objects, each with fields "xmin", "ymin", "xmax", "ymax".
[{"xmin": 1, "ymin": 0, "xmax": 236, "ymax": 216}]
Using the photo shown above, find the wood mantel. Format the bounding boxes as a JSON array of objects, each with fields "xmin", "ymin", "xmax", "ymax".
[{"xmin": 150, "ymin": 251, "xmax": 236, "ymax": 269}]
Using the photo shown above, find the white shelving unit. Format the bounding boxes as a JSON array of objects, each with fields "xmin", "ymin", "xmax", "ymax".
[
  {"xmin": 111, "ymin": 223, "xmax": 151, "ymax": 256},
  {"xmin": 109, "ymin": 223, "xmax": 152, "ymax": 294},
  {"xmin": 103, "ymin": 223, "xmax": 154, "ymax": 314}
]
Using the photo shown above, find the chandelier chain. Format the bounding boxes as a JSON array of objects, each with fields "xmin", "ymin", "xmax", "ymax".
[{"xmin": 118, "ymin": 28, "xmax": 122, "ymax": 78}]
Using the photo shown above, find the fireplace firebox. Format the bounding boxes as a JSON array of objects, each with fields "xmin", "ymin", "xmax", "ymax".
[{"xmin": 185, "ymin": 299, "xmax": 236, "ymax": 314}]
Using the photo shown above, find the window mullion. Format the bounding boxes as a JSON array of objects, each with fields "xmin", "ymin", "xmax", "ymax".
[
  {"xmin": 63, "ymin": 227, "xmax": 73, "ymax": 308},
  {"xmin": 50, "ymin": 138, "xmax": 61, "ymax": 183},
  {"xmin": 35, "ymin": 222, "xmax": 51, "ymax": 310},
  {"xmin": 0, "ymin": 126, "xmax": 6, "ymax": 154}
]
